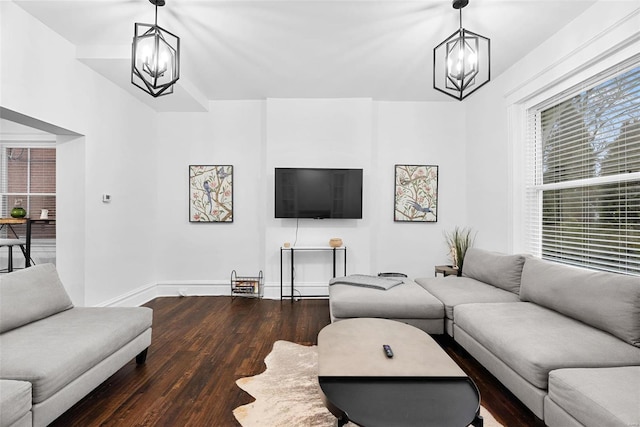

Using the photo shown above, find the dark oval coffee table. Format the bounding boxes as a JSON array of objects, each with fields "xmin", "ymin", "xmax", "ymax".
[{"xmin": 318, "ymin": 318, "xmax": 483, "ymax": 427}]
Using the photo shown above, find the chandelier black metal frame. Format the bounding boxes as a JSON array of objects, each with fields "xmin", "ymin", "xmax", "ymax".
[
  {"xmin": 131, "ymin": 0, "xmax": 180, "ymax": 97},
  {"xmin": 433, "ymin": 0, "xmax": 490, "ymax": 101}
]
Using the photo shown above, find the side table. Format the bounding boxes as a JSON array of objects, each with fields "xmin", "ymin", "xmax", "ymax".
[{"xmin": 434, "ymin": 265, "xmax": 459, "ymax": 277}]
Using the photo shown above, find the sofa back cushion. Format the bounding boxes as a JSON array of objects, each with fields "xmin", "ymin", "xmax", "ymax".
[
  {"xmin": 0, "ymin": 263, "xmax": 73, "ymax": 333},
  {"xmin": 520, "ymin": 257, "xmax": 640, "ymax": 347},
  {"xmin": 462, "ymin": 248, "xmax": 526, "ymax": 294}
]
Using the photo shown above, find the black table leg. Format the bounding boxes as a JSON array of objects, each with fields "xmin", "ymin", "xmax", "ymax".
[
  {"xmin": 290, "ymin": 249, "xmax": 294, "ymax": 302},
  {"xmin": 471, "ymin": 413, "xmax": 484, "ymax": 427},
  {"xmin": 280, "ymin": 248, "xmax": 283, "ymax": 300},
  {"xmin": 25, "ymin": 219, "xmax": 31, "ymax": 267},
  {"xmin": 332, "ymin": 248, "xmax": 336, "ymax": 278},
  {"xmin": 337, "ymin": 416, "xmax": 350, "ymax": 427},
  {"xmin": 344, "ymin": 248, "xmax": 347, "ymax": 276}
]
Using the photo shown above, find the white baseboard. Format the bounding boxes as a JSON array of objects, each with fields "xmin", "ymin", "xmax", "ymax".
[
  {"xmin": 95, "ymin": 282, "xmax": 159, "ymax": 307},
  {"xmin": 98, "ymin": 281, "xmax": 328, "ymax": 307},
  {"xmin": 279, "ymin": 283, "xmax": 330, "ymax": 300},
  {"xmin": 156, "ymin": 280, "xmax": 231, "ymax": 298}
]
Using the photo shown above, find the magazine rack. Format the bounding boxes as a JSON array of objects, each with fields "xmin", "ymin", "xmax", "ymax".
[{"xmin": 231, "ymin": 270, "xmax": 264, "ymax": 299}]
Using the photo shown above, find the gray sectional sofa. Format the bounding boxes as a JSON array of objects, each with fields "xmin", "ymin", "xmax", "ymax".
[
  {"xmin": 0, "ymin": 264, "xmax": 153, "ymax": 427},
  {"xmin": 329, "ymin": 248, "xmax": 640, "ymax": 427}
]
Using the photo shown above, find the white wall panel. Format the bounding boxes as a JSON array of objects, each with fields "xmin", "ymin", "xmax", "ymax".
[{"xmin": 1, "ymin": 2, "xmax": 158, "ymax": 306}]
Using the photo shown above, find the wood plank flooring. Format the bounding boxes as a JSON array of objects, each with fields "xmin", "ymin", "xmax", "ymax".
[{"xmin": 50, "ymin": 296, "xmax": 544, "ymax": 426}]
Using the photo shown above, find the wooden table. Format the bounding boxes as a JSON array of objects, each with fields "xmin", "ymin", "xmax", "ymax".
[
  {"xmin": 435, "ymin": 265, "xmax": 459, "ymax": 277},
  {"xmin": 318, "ymin": 318, "xmax": 483, "ymax": 427},
  {"xmin": 0, "ymin": 217, "xmax": 32, "ymax": 269}
]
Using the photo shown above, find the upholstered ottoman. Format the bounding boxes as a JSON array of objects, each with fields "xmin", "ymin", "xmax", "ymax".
[
  {"xmin": 544, "ymin": 367, "xmax": 640, "ymax": 427},
  {"xmin": 329, "ymin": 279, "xmax": 445, "ymax": 334},
  {"xmin": 0, "ymin": 380, "xmax": 32, "ymax": 427}
]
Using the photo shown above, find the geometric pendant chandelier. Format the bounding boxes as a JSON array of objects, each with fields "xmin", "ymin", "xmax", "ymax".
[
  {"xmin": 131, "ymin": 0, "xmax": 180, "ymax": 97},
  {"xmin": 433, "ymin": 0, "xmax": 490, "ymax": 101}
]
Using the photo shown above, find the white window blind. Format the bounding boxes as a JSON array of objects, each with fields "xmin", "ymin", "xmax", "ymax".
[
  {"xmin": 0, "ymin": 145, "xmax": 56, "ymax": 239},
  {"xmin": 525, "ymin": 62, "xmax": 640, "ymax": 276}
]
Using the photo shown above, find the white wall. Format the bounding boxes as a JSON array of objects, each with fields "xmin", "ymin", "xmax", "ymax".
[
  {"xmin": 465, "ymin": 1, "xmax": 640, "ymax": 253},
  {"xmin": 1, "ymin": 1, "xmax": 159, "ymax": 306},
  {"xmin": 154, "ymin": 101, "xmax": 265, "ymax": 296},
  {"xmin": 56, "ymin": 135, "xmax": 86, "ymax": 303},
  {"xmin": 463, "ymin": 85, "xmax": 510, "ymax": 252},
  {"xmin": 265, "ymin": 99, "xmax": 374, "ymax": 297},
  {"xmin": 155, "ymin": 98, "xmax": 466, "ymax": 298},
  {"xmin": 374, "ymin": 101, "xmax": 467, "ymax": 276}
]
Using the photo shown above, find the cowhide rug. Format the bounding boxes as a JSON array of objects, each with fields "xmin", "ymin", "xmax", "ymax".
[{"xmin": 233, "ymin": 340, "xmax": 503, "ymax": 427}]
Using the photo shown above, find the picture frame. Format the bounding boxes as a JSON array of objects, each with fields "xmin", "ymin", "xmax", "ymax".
[
  {"xmin": 394, "ymin": 164, "xmax": 438, "ymax": 222},
  {"xmin": 189, "ymin": 165, "xmax": 233, "ymax": 222}
]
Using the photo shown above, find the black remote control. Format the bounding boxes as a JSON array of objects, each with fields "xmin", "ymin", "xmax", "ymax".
[{"xmin": 383, "ymin": 344, "xmax": 393, "ymax": 358}]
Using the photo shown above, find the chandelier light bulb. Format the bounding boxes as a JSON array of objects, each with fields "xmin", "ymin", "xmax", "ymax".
[
  {"xmin": 453, "ymin": 45, "xmax": 465, "ymax": 79},
  {"xmin": 141, "ymin": 38, "xmax": 171, "ymax": 78},
  {"xmin": 468, "ymin": 51, "xmax": 477, "ymax": 67}
]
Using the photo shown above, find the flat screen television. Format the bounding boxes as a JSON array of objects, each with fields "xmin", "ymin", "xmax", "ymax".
[{"xmin": 275, "ymin": 168, "xmax": 363, "ymax": 219}]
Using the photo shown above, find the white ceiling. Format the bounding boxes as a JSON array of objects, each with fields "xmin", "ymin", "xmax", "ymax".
[{"xmin": 13, "ymin": 0, "xmax": 602, "ymax": 112}]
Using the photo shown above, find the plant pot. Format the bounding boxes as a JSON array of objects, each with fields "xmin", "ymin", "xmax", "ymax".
[
  {"xmin": 329, "ymin": 238, "xmax": 343, "ymax": 248},
  {"xmin": 10, "ymin": 206, "xmax": 27, "ymax": 218}
]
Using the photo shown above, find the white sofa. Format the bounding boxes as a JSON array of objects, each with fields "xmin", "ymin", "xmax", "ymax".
[
  {"xmin": 0, "ymin": 264, "xmax": 152, "ymax": 427},
  {"xmin": 329, "ymin": 249, "xmax": 640, "ymax": 427}
]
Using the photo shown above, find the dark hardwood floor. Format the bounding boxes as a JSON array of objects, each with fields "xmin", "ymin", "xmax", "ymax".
[{"xmin": 51, "ymin": 296, "xmax": 544, "ymax": 426}]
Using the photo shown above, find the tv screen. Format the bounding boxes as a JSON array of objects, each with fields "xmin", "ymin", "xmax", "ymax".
[{"xmin": 275, "ymin": 168, "xmax": 363, "ymax": 219}]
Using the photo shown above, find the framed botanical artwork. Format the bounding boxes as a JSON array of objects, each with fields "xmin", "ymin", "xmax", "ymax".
[
  {"xmin": 189, "ymin": 165, "xmax": 233, "ymax": 222},
  {"xmin": 394, "ymin": 164, "xmax": 438, "ymax": 222}
]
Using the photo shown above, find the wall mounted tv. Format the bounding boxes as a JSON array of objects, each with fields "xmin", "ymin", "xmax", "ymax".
[{"xmin": 274, "ymin": 168, "xmax": 363, "ymax": 219}]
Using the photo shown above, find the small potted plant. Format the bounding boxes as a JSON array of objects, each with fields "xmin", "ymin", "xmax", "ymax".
[{"xmin": 444, "ymin": 226, "xmax": 476, "ymax": 275}]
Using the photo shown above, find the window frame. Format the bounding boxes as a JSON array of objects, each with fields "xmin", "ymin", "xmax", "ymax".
[
  {"xmin": 0, "ymin": 140, "xmax": 57, "ymax": 242},
  {"xmin": 523, "ymin": 59, "xmax": 640, "ymax": 276}
]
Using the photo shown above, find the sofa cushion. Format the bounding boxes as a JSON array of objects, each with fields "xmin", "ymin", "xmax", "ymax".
[
  {"xmin": 0, "ymin": 264, "xmax": 73, "ymax": 334},
  {"xmin": 454, "ymin": 302, "xmax": 640, "ymax": 389},
  {"xmin": 548, "ymin": 367, "xmax": 640, "ymax": 427},
  {"xmin": 329, "ymin": 280, "xmax": 444, "ymax": 320},
  {"xmin": 461, "ymin": 248, "xmax": 525, "ymax": 294},
  {"xmin": 415, "ymin": 276, "xmax": 521, "ymax": 320},
  {"xmin": 0, "ymin": 380, "xmax": 31, "ymax": 427},
  {"xmin": 520, "ymin": 257, "xmax": 640, "ymax": 347},
  {"xmin": 0, "ymin": 306, "xmax": 152, "ymax": 403}
]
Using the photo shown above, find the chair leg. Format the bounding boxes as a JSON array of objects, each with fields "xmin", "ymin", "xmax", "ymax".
[
  {"xmin": 17, "ymin": 244, "xmax": 35, "ymax": 268},
  {"xmin": 7, "ymin": 246, "xmax": 13, "ymax": 272}
]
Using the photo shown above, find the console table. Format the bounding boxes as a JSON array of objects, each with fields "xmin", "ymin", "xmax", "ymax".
[{"xmin": 280, "ymin": 246, "xmax": 347, "ymax": 301}]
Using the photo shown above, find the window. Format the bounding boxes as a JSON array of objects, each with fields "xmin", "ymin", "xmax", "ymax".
[
  {"xmin": 0, "ymin": 145, "xmax": 56, "ymax": 239},
  {"xmin": 525, "ymin": 62, "xmax": 640, "ymax": 276}
]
